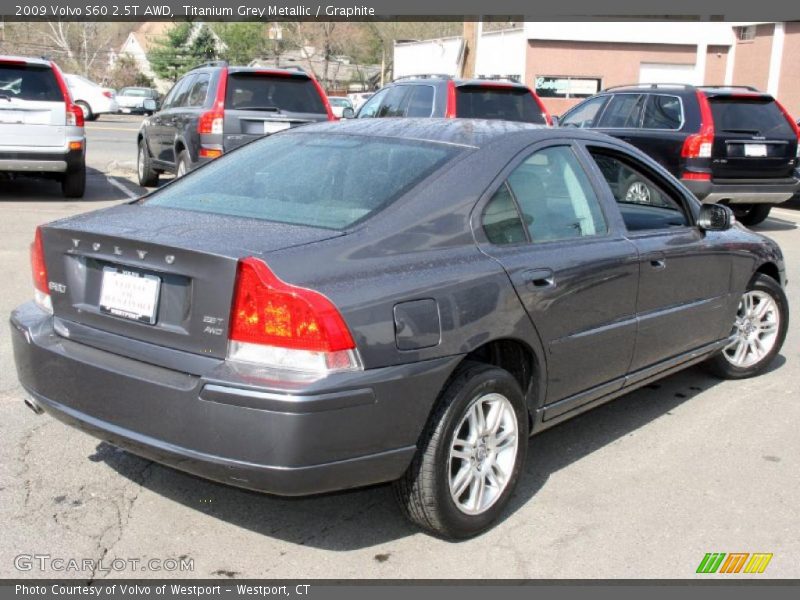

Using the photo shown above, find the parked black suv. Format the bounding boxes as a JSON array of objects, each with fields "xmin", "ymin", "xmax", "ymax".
[
  {"xmin": 137, "ymin": 62, "xmax": 336, "ymax": 186},
  {"xmin": 557, "ymin": 84, "xmax": 800, "ymax": 225},
  {"xmin": 356, "ymin": 74, "xmax": 551, "ymax": 125}
]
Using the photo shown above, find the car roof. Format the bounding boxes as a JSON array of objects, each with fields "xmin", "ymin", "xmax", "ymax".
[
  {"xmin": 289, "ymin": 118, "xmax": 547, "ymax": 148},
  {"xmin": 392, "ymin": 77, "xmax": 529, "ymax": 89},
  {"xmin": 600, "ymin": 83, "xmax": 774, "ymax": 99},
  {"xmin": 0, "ymin": 55, "xmax": 53, "ymax": 67}
]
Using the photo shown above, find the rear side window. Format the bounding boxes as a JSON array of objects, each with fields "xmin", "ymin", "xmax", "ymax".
[
  {"xmin": 642, "ymin": 95, "xmax": 682, "ymax": 129},
  {"xmin": 456, "ymin": 86, "xmax": 546, "ymax": 124},
  {"xmin": 406, "ymin": 85, "xmax": 435, "ymax": 117},
  {"xmin": 598, "ymin": 94, "xmax": 645, "ymax": 128},
  {"xmin": 0, "ymin": 64, "xmax": 62, "ymax": 102},
  {"xmin": 186, "ymin": 73, "xmax": 210, "ymax": 107},
  {"xmin": 145, "ymin": 133, "xmax": 460, "ymax": 230},
  {"xmin": 226, "ymin": 73, "xmax": 326, "ymax": 114},
  {"xmin": 708, "ymin": 97, "xmax": 794, "ymax": 138},
  {"xmin": 169, "ymin": 75, "xmax": 196, "ymax": 109}
]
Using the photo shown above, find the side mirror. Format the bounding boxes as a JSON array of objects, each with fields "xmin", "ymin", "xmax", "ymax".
[
  {"xmin": 550, "ymin": 115, "xmax": 560, "ymax": 126},
  {"xmin": 698, "ymin": 204, "xmax": 734, "ymax": 231},
  {"xmin": 341, "ymin": 107, "xmax": 355, "ymax": 119},
  {"xmin": 143, "ymin": 98, "xmax": 157, "ymax": 112}
]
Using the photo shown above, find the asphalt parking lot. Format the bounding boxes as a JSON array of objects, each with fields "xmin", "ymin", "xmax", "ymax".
[{"xmin": 0, "ymin": 118, "xmax": 798, "ymax": 579}]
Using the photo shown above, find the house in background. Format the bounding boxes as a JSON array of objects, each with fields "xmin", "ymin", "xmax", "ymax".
[{"xmin": 118, "ymin": 22, "xmax": 174, "ymax": 91}]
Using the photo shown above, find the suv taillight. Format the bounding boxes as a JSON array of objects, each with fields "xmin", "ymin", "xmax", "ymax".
[
  {"xmin": 198, "ymin": 67, "xmax": 228, "ymax": 136},
  {"xmin": 774, "ymin": 99, "xmax": 800, "ymax": 158},
  {"xmin": 445, "ymin": 80, "xmax": 457, "ymax": 118},
  {"xmin": 49, "ymin": 61, "xmax": 84, "ymax": 128},
  {"xmin": 227, "ymin": 257, "xmax": 362, "ymax": 374},
  {"xmin": 682, "ymin": 90, "xmax": 715, "ymax": 159},
  {"xmin": 30, "ymin": 227, "xmax": 52, "ymax": 313}
]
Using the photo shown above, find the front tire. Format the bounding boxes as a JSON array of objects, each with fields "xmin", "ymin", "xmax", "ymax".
[
  {"xmin": 704, "ymin": 273, "xmax": 788, "ymax": 379},
  {"xmin": 393, "ymin": 361, "xmax": 528, "ymax": 539},
  {"xmin": 732, "ymin": 204, "xmax": 772, "ymax": 226}
]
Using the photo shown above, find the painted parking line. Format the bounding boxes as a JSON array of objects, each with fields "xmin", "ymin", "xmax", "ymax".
[
  {"xmin": 771, "ymin": 207, "xmax": 800, "ymax": 221},
  {"xmin": 106, "ymin": 177, "xmax": 141, "ymax": 200}
]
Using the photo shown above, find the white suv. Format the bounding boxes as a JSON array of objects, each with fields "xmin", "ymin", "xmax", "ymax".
[
  {"xmin": 64, "ymin": 74, "xmax": 118, "ymax": 121},
  {"xmin": 0, "ymin": 56, "xmax": 87, "ymax": 197}
]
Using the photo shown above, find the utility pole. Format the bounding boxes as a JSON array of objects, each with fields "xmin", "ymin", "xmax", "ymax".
[{"xmin": 460, "ymin": 21, "xmax": 478, "ymax": 78}]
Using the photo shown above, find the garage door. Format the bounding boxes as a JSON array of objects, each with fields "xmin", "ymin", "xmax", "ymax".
[{"xmin": 639, "ymin": 63, "xmax": 696, "ymax": 85}]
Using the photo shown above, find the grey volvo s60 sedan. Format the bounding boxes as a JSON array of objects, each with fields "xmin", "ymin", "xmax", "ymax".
[{"xmin": 11, "ymin": 119, "xmax": 788, "ymax": 538}]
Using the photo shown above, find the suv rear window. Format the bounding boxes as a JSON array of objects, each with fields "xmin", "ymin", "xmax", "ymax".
[
  {"xmin": 455, "ymin": 86, "xmax": 545, "ymax": 123},
  {"xmin": 145, "ymin": 133, "xmax": 460, "ymax": 230},
  {"xmin": 708, "ymin": 96, "xmax": 794, "ymax": 138},
  {"xmin": 0, "ymin": 63, "xmax": 62, "ymax": 102},
  {"xmin": 225, "ymin": 73, "xmax": 326, "ymax": 114}
]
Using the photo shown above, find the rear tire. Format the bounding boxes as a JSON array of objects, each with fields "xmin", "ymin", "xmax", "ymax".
[
  {"xmin": 732, "ymin": 204, "xmax": 771, "ymax": 226},
  {"xmin": 61, "ymin": 166, "xmax": 86, "ymax": 198},
  {"xmin": 137, "ymin": 140, "xmax": 159, "ymax": 187},
  {"xmin": 176, "ymin": 150, "xmax": 191, "ymax": 178},
  {"xmin": 393, "ymin": 361, "xmax": 528, "ymax": 539},
  {"xmin": 704, "ymin": 273, "xmax": 788, "ymax": 379}
]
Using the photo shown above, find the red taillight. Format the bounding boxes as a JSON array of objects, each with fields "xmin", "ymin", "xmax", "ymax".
[
  {"xmin": 682, "ymin": 171, "xmax": 711, "ymax": 181},
  {"xmin": 682, "ymin": 91, "xmax": 715, "ymax": 159},
  {"xmin": 198, "ymin": 67, "xmax": 228, "ymax": 135},
  {"xmin": 49, "ymin": 62, "xmax": 84, "ymax": 127},
  {"xmin": 102, "ymin": 90, "xmax": 113, "ymax": 99},
  {"xmin": 529, "ymin": 89, "xmax": 552, "ymax": 126},
  {"xmin": 445, "ymin": 80, "xmax": 457, "ymax": 118},
  {"xmin": 774, "ymin": 99, "xmax": 800, "ymax": 157},
  {"xmin": 30, "ymin": 227, "xmax": 52, "ymax": 312},
  {"xmin": 230, "ymin": 257, "xmax": 355, "ymax": 353}
]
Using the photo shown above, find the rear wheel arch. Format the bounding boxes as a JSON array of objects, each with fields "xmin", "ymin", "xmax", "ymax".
[
  {"xmin": 461, "ymin": 337, "xmax": 544, "ymax": 431},
  {"xmin": 755, "ymin": 261, "xmax": 781, "ymax": 284}
]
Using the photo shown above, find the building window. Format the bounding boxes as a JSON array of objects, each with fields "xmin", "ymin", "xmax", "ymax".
[
  {"xmin": 736, "ymin": 25, "xmax": 756, "ymax": 42},
  {"xmin": 534, "ymin": 76, "xmax": 602, "ymax": 99}
]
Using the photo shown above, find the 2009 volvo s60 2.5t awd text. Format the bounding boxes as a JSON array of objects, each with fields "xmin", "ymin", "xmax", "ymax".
[{"xmin": 11, "ymin": 119, "xmax": 788, "ymax": 539}]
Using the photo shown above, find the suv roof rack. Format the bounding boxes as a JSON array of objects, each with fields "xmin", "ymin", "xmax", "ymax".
[
  {"xmin": 604, "ymin": 83, "xmax": 696, "ymax": 91},
  {"xmin": 190, "ymin": 60, "xmax": 228, "ymax": 71},
  {"xmin": 392, "ymin": 73, "xmax": 453, "ymax": 82},
  {"xmin": 698, "ymin": 84, "xmax": 760, "ymax": 92}
]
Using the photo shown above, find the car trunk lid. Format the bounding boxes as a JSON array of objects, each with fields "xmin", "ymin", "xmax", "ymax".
[
  {"xmin": 40, "ymin": 203, "xmax": 343, "ymax": 361},
  {"xmin": 706, "ymin": 93, "xmax": 798, "ymax": 179}
]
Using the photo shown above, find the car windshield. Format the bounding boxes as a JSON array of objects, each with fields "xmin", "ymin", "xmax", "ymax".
[
  {"xmin": 708, "ymin": 97, "xmax": 794, "ymax": 138},
  {"xmin": 226, "ymin": 73, "xmax": 326, "ymax": 114},
  {"xmin": 145, "ymin": 133, "xmax": 461, "ymax": 230},
  {"xmin": 456, "ymin": 86, "xmax": 545, "ymax": 123},
  {"xmin": 0, "ymin": 64, "xmax": 62, "ymax": 101},
  {"xmin": 329, "ymin": 97, "xmax": 351, "ymax": 107}
]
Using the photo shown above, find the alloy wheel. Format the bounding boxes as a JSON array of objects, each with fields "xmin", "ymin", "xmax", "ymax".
[
  {"xmin": 723, "ymin": 290, "xmax": 780, "ymax": 368},
  {"xmin": 625, "ymin": 181, "xmax": 651, "ymax": 204},
  {"xmin": 448, "ymin": 392, "xmax": 519, "ymax": 516}
]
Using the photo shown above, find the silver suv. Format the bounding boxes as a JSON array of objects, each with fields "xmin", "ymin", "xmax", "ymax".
[{"xmin": 0, "ymin": 56, "xmax": 86, "ymax": 197}]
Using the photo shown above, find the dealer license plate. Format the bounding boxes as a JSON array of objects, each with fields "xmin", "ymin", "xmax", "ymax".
[
  {"xmin": 99, "ymin": 268, "xmax": 161, "ymax": 324},
  {"xmin": 744, "ymin": 144, "xmax": 767, "ymax": 157}
]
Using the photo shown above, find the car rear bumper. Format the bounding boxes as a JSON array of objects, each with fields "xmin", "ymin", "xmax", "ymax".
[
  {"xmin": 10, "ymin": 302, "xmax": 457, "ymax": 496},
  {"xmin": 682, "ymin": 174, "xmax": 800, "ymax": 204},
  {"xmin": 0, "ymin": 146, "xmax": 85, "ymax": 173}
]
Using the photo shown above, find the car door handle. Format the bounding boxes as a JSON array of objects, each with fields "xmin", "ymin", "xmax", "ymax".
[
  {"xmin": 650, "ymin": 258, "xmax": 666, "ymax": 270},
  {"xmin": 523, "ymin": 268, "xmax": 555, "ymax": 290}
]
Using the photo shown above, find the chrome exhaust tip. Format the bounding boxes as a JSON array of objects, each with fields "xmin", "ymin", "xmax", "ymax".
[{"xmin": 24, "ymin": 397, "xmax": 44, "ymax": 415}]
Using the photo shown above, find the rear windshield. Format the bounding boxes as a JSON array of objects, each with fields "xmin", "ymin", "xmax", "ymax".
[
  {"xmin": 145, "ymin": 133, "xmax": 460, "ymax": 230},
  {"xmin": 456, "ymin": 86, "xmax": 545, "ymax": 123},
  {"xmin": 708, "ymin": 97, "xmax": 794, "ymax": 138},
  {"xmin": 0, "ymin": 64, "xmax": 62, "ymax": 102},
  {"xmin": 120, "ymin": 88, "xmax": 150, "ymax": 97},
  {"xmin": 226, "ymin": 73, "xmax": 326, "ymax": 114}
]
